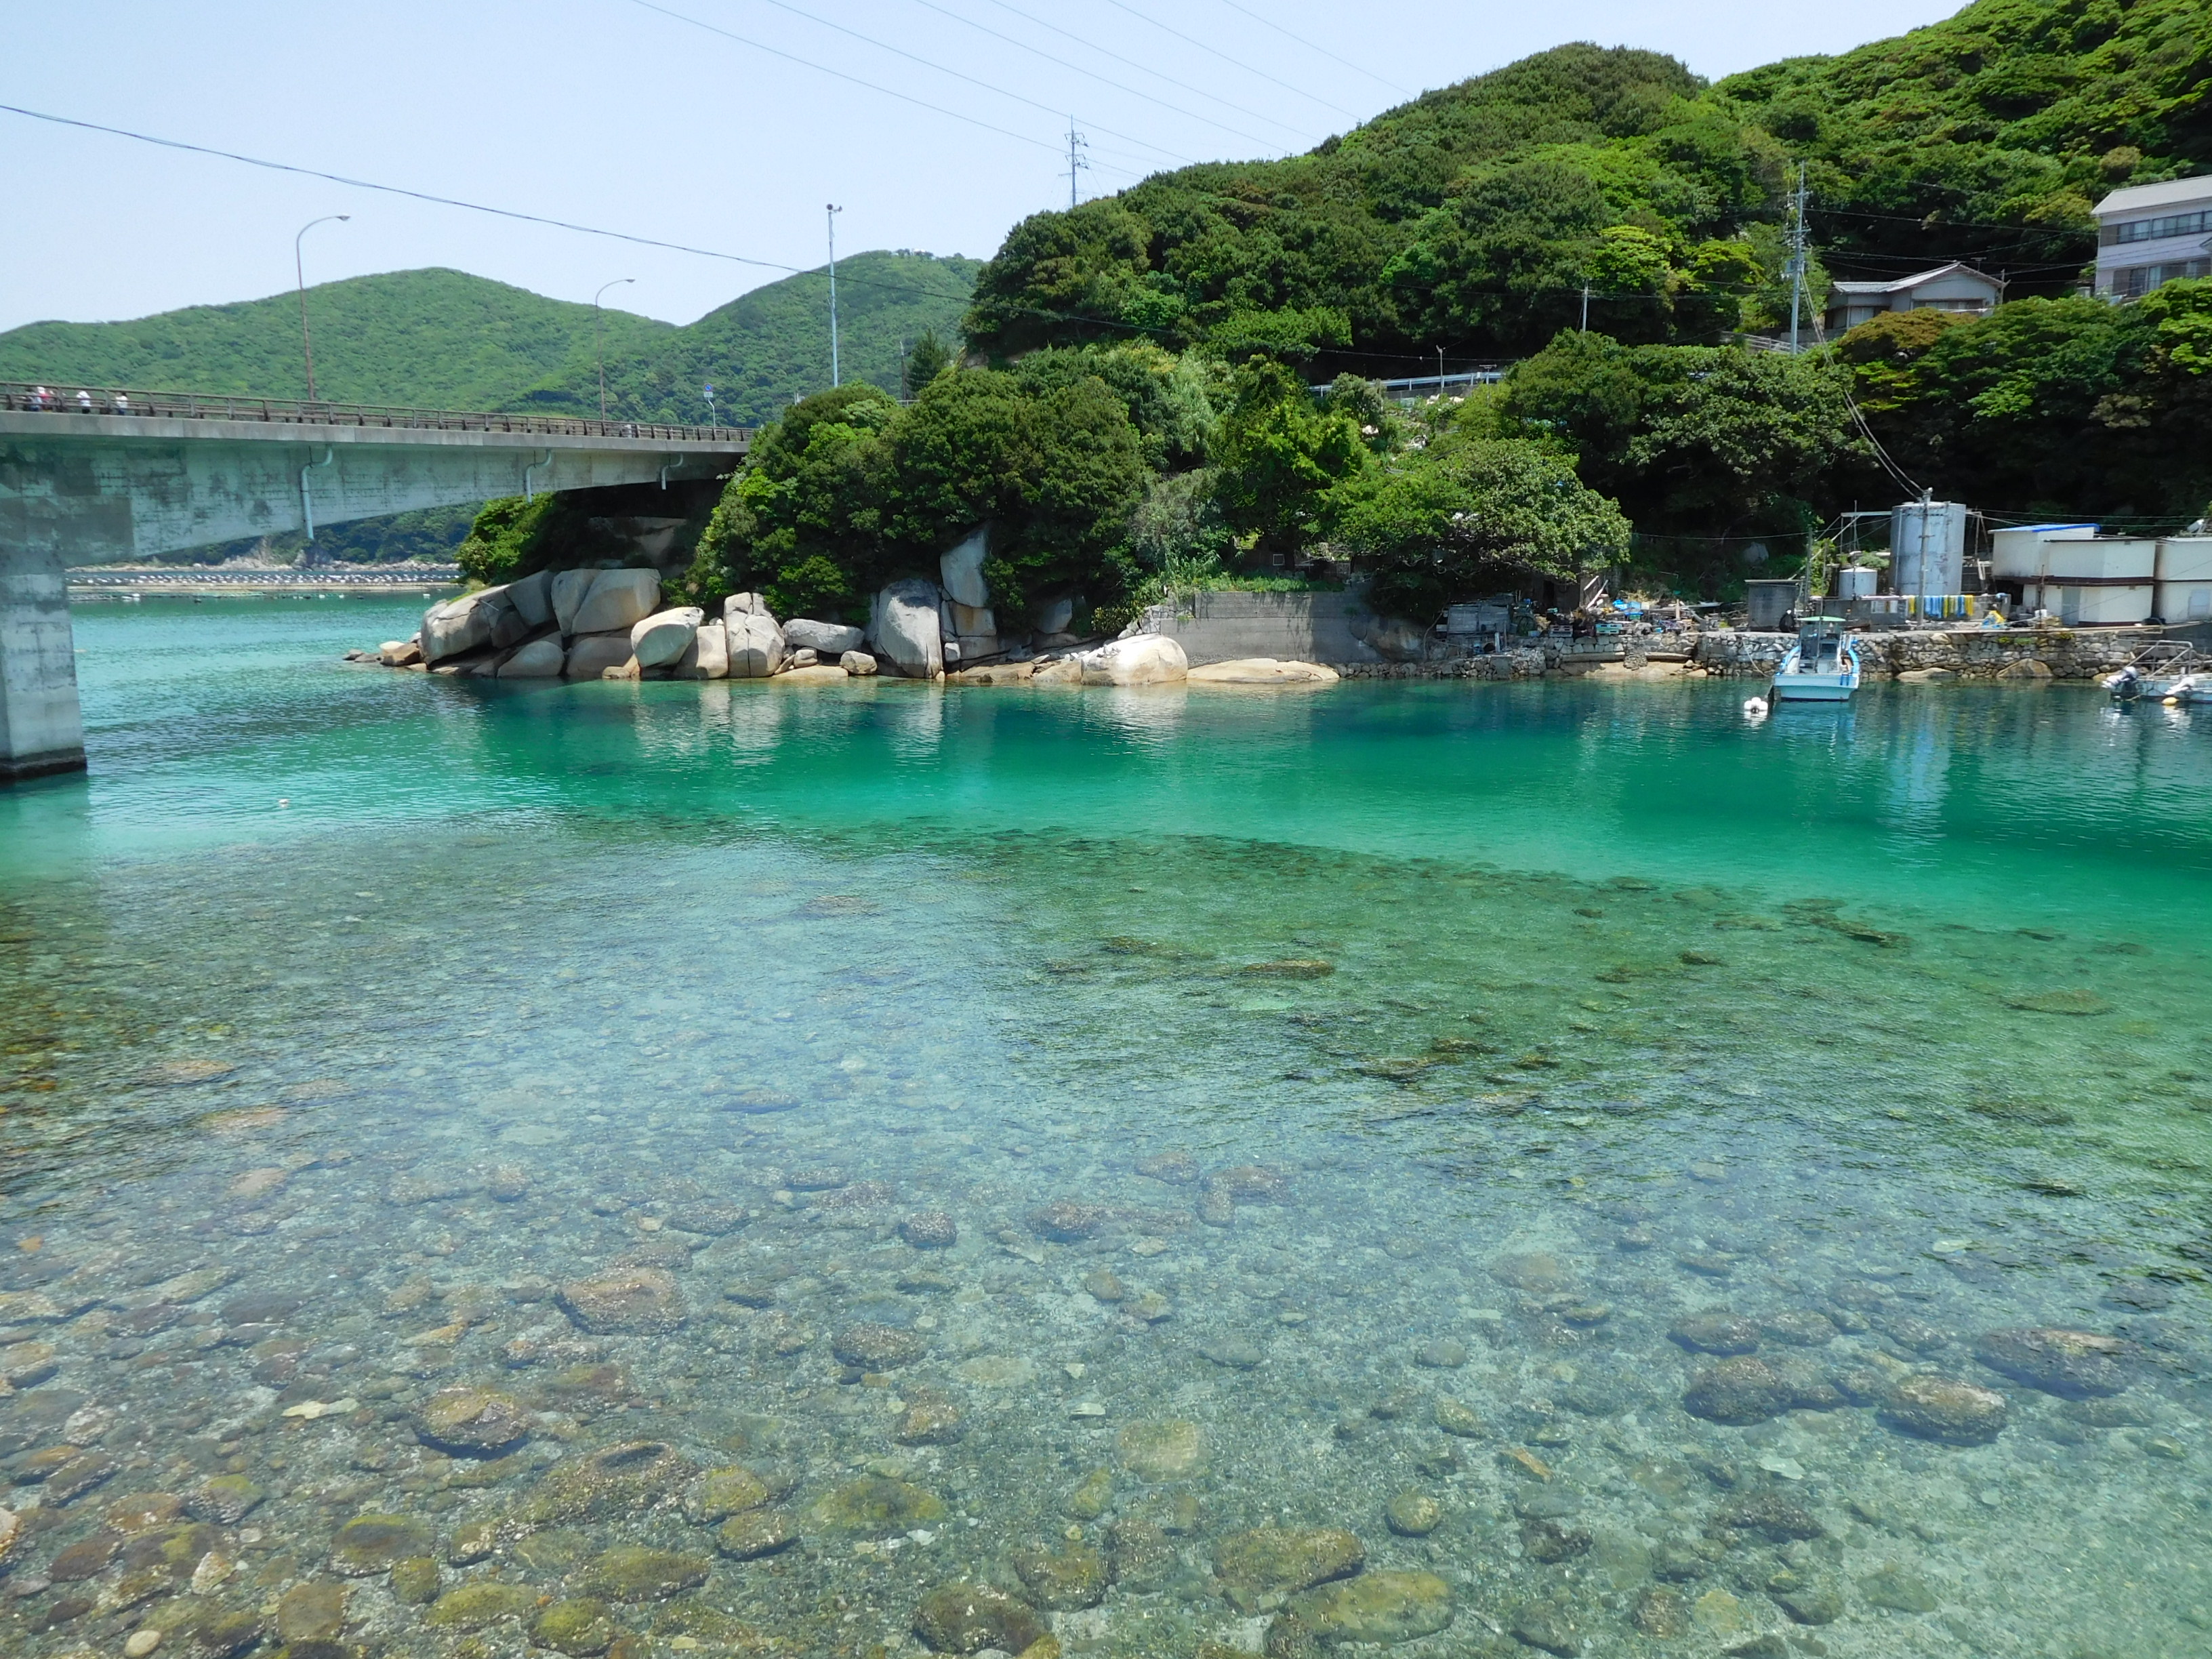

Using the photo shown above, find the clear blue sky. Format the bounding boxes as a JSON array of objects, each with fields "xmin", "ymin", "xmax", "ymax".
[{"xmin": 4, "ymin": 0, "xmax": 1963, "ymax": 333}]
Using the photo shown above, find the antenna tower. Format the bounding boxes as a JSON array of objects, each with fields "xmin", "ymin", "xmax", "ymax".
[{"xmin": 1065, "ymin": 118, "xmax": 1089, "ymax": 209}]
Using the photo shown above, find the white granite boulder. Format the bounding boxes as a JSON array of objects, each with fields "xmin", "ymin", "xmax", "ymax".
[
  {"xmin": 563, "ymin": 632, "xmax": 636, "ymax": 679},
  {"xmin": 499, "ymin": 637, "xmax": 567, "ymax": 678},
  {"xmin": 421, "ymin": 589, "xmax": 514, "ymax": 663},
  {"xmin": 1352, "ymin": 613, "xmax": 1429, "ymax": 663},
  {"xmin": 631, "ymin": 606, "xmax": 703, "ymax": 668},
  {"xmin": 939, "ymin": 526, "xmax": 991, "ymax": 607},
  {"xmin": 1034, "ymin": 595, "xmax": 1076, "ymax": 636},
  {"xmin": 724, "ymin": 597, "xmax": 787, "ymax": 678},
  {"xmin": 570, "ymin": 569, "xmax": 662, "ymax": 636},
  {"xmin": 840, "ymin": 650, "xmax": 878, "ymax": 676},
  {"xmin": 1080, "ymin": 635, "xmax": 1188, "ymax": 687},
  {"xmin": 1187, "ymin": 658, "xmax": 1340, "ymax": 686},
  {"xmin": 507, "ymin": 569, "xmax": 554, "ymax": 630},
  {"xmin": 551, "ymin": 569, "xmax": 598, "ymax": 634},
  {"xmin": 872, "ymin": 578, "xmax": 945, "ymax": 678},
  {"xmin": 784, "ymin": 618, "xmax": 867, "ymax": 655},
  {"xmin": 679, "ymin": 619, "xmax": 729, "ymax": 679}
]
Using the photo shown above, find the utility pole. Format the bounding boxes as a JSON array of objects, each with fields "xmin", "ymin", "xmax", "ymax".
[
  {"xmin": 1580, "ymin": 281, "xmax": 1591, "ymax": 332},
  {"xmin": 293, "ymin": 214, "xmax": 350, "ymax": 402},
  {"xmin": 1786, "ymin": 162, "xmax": 1809, "ymax": 354},
  {"xmin": 826, "ymin": 203, "xmax": 844, "ymax": 388},
  {"xmin": 594, "ymin": 278, "xmax": 634, "ymax": 421},
  {"xmin": 1436, "ymin": 345, "xmax": 1445, "ymax": 393},
  {"xmin": 1065, "ymin": 118, "xmax": 1089, "ymax": 209}
]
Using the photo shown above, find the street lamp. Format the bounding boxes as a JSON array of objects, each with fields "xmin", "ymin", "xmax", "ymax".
[
  {"xmin": 294, "ymin": 215, "xmax": 350, "ymax": 402},
  {"xmin": 594, "ymin": 278, "xmax": 635, "ymax": 421},
  {"xmin": 826, "ymin": 203, "xmax": 843, "ymax": 388}
]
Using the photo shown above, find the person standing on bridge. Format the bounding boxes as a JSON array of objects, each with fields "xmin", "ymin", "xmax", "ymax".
[
  {"xmin": 30, "ymin": 386, "xmax": 49, "ymax": 410},
  {"xmin": 76, "ymin": 389, "xmax": 94, "ymax": 413},
  {"xmin": 112, "ymin": 391, "xmax": 131, "ymax": 415}
]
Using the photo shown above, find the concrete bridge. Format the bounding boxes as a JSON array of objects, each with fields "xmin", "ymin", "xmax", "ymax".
[{"xmin": 0, "ymin": 383, "xmax": 750, "ymax": 780}]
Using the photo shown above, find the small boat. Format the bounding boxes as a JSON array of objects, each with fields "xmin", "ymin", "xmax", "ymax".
[
  {"xmin": 1771, "ymin": 615, "xmax": 1860, "ymax": 702},
  {"xmin": 2105, "ymin": 642, "xmax": 2207, "ymax": 703}
]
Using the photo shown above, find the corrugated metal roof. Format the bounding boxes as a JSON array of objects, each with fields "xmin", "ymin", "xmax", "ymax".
[{"xmin": 1827, "ymin": 263, "xmax": 2000, "ymax": 298}]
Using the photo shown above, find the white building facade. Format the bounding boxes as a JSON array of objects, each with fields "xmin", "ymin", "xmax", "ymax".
[
  {"xmin": 2093, "ymin": 175, "xmax": 2212, "ymax": 300},
  {"xmin": 1824, "ymin": 263, "xmax": 2005, "ymax": 334}
]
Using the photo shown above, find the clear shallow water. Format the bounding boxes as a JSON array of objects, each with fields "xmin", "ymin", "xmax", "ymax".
[{"xmin": 0, "ymin": 597, "xmax": 2208, "ymax": 1659}]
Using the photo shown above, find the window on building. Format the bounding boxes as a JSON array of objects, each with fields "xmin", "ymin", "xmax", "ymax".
[
  {"xmin": 2120, "ymin": 259, "xmax": 2212, "ymax": 298},
  {"xmin": 2112, "ymin": 209, "xmax": 2212, "ymax": 245}
]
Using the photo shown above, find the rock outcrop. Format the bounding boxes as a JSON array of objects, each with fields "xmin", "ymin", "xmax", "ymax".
[
  {"xmin": 631, "ymin": 607, "xmax": 703, "ymax": 669},
  {"xmin": 565, "ymin": 633, "xmax": 636, "ymax": 680},
  {"xmin": 785, "ymin": 619, "xmax": 867, "ymax": 655},
  {"xmin": 499, "ymin": 638, "xmax": 566, "ymax": 678},
  {"xmin": 1080, "ymin": 636, "xmax": 1188, "ymax": 686},
  {"xmin": 939, "ymin": 527, "xmax": 990, "ymax": 607},
  {"xmin": 1187, "ymin": 658, "xmax": 1338, "ymax": 686},
  {"xmin": 872, "ymin": 579, "xmax": 945, "ymax": 678},
  {"xmin": 678, "ymin": 620, "xmax": 729, "ymax": 679},
  {"xmin": 569, "ymin": 569, "xmax": 661, "ymax": 636},
  {"xmin": 724, "ymin": 596, "xmax": 787, "ymax": 678}
]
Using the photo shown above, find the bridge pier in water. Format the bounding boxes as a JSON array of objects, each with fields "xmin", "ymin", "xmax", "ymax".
[{"xmin": 0, "ymin": 396, "xmax": 746, "ymax": 781}]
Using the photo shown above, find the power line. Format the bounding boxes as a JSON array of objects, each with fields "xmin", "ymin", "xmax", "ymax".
[
  {"xmin": 900, "ymin": 0, "xmax": 1305, "ymax": 153},
  {"xmin": 1204, "ymin": 0, "xmax": 1410, "ymax": 98},
  {"xmin": 621, "ymin": 0, "xmax": 1133, "ymax": 173},
  {"xmin": 699, "ymin": 0, "xmax": 1199, "ymax": 171},
  {"xmin": 1094, "ymin": 0, "xmax": 1366, "ymax": 123}
]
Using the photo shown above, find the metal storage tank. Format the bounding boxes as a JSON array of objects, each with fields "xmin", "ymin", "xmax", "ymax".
[
  {"xmin": 1890, "ymin": 501, "xmax": 1970, "ymax": 598},
  {"xmin": 1836, "ymin": 567, "xmax": 1877, "ymax": 600},
  {"xmin": 2156, "ymin": 536, "xmax": 2212, "ymax": 623}
]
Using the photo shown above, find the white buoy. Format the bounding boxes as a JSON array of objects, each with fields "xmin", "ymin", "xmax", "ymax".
[{"xmin": 1742, "ymin": 696, "xmax": 1769, "ymax": 718}]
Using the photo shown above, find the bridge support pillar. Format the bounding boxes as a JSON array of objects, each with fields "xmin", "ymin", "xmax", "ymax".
[{"xmin": 0, "ymin": 543, "xmax": 84, "ymax": 782}]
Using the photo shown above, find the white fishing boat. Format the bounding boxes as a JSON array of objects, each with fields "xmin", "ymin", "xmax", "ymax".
[
  {"xmin": 1771, "ymin": 615, "xmax": 1861, "ymax": 702},
  {"xmin": 2105, "ymin": 642, "xmax": 2208, "ymax": 704}
]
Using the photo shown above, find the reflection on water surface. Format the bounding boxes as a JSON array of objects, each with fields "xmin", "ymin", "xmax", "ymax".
[{"xmin": 0, "ymin": 598, "xmax": 2205, "ymax": 1659}]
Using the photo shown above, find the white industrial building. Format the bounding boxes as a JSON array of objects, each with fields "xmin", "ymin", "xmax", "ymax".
[
  {"xmin": 1992, "ymin": 525, "xmax": 2212, "ymax": 625},
  {"xmin": 2093, "ymin": 174, "xmax": 2212, "ymax": 300}
]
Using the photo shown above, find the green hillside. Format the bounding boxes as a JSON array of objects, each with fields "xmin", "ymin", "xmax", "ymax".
[
  {"xmin": 965, "ymin": 0, "xmax": 2212, "ymax": 369},
  {"xmin": 0, "ymin": 252, "xmax": 978, "ymax": 427}
]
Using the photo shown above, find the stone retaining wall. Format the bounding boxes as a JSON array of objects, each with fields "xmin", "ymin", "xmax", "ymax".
[{"xmin": 1692, "ymin": 626, "xmax": 2166, "ymax": 680}]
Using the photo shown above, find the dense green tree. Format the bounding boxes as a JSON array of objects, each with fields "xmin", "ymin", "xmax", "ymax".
[
  {"xmin": 680, "ymin": 383, "xmax": 899, "ymax": 619},
  {"xmin": 1332, "ymin": 434, "xmax": 1631, "ymax": 615},
  {"xmin": 1211, "ymin": 360, "xmax": 1368, "ymax": 554},
  {"xmin": 884, "ymin": 369, "xmax": 1149, "ymax": 617},
  {"xmin": 903, "ymin": 329, "xmax": 954, "ymax": 396},
  {"xmin": 1501, "ymin": 332, "xmax": 1862, "ymax": 533}
]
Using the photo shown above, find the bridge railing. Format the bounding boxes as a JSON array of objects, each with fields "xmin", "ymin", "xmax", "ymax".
[{"xmin": 1, "ymin": 380, "xmax": 749, "ymax": 445}]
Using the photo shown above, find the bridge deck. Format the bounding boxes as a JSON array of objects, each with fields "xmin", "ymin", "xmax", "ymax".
[{"xmin": 3, "ymin": 379, "xmax": 749, "ymax": 449}]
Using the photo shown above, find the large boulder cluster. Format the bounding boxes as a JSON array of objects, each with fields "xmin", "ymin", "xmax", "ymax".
[{"xmin": 348, "ymin": 530, "xmax": 1326, "ymax": 693}]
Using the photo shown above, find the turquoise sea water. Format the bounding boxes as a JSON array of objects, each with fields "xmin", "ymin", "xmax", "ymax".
[{"xmin": 0, "ymin": 596, "xmax": 2207, "ymax": 1659}]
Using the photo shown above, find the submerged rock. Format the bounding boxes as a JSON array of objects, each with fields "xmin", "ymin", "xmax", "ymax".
[
  {"xmin": 1289, "ymin": 1570, "xmax": 1452, "ymax": 1643},
  {"xmin": 581, "ymin": 1544, "xmax": 710, "ymax": 1602},
  {"xmin": 1214, "ymin": 1527, "xmax": 1364, "ymax": 1613},
  {"xmin": 831, "ymin": 1322, "xmax": 925, "ymax": 1369},
  {"xmin": 1973, "ymin": 1328, "xmax": 2128, "ymax": 1397},
  {"xmin": 557, "ymin": 1267, "xmax": 684, "ymax": 1334},
  {"xmin": 1011, "ymin": 1542, "xmax": 1109, "ymax": 1610},
  {"xmin": 1882, "ymin": 1374, "xmax": 2009, "ymax": 1444},
  {"xmin": 519, "ymin": 1441, "xmax": 696, "ymax": 1524},
  {"xmin": 1670, "ymin": 1313, "xmax": 1761, "ymax": 1355},
  {"xmin": 1118, "ymin": 1420, "xmax": 1205, "ymax": 1480},
  {"xmin": 533, "ymin": 1598, "xmax": 619, "ymax": 1656},
  {"xmin": 329, "ymin": 1514, "xmax": 432, "ymax": 1576},
  {"xmin": 809, "ymin": 1476, "xmax": 945, "ymax": 1536},
  {"xmin": 716, "ymin": 1509, "xmax": 795, "ymax": 1559},
  {"xmin": 424, "ymin": 1582, "xmax": 537, "ymax": 1629},
  {"xmin": 899, "ymin": 1211, "xmax": 958, "ymax": 1249},
  {"xmin": 912, "ymin": 1581, "xmax": 1048, "ymax": 1654},
  {"xmin": 414, "ymin": 1385, "xmax": 532, "ymax": 1456}
]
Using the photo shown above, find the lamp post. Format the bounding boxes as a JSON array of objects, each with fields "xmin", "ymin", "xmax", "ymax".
[
  {"xmin": 594, "ymin": 278, "xmax": 635, "ymax": 421},
  {"xmin": 826, "ymin": 203, "xmax": 844, "ymax": 388},
  {"xmin": 293, "ymin": 215, "xmax": 350, "ymax": 402}
]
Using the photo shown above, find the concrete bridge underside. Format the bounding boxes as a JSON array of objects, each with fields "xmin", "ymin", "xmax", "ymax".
[{"xmin": 0, "ymin": 411, "xmax": 745, "ymax": 780}]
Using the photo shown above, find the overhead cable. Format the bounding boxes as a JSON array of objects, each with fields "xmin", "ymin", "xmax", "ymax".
[
  {"xmin": 1094, "ymin": 0, "xmax": 1365, "ymax": 123},
  {"xmin": 1205, "ymin": 0, "xmax": 1411, "ymax": 98},
  {"xmin": 696, "ymin": 0, "xmax": 1200, "ymax": 170},
  {"xmin": 620, "ymin": 0, "xmax": 1131, "ymax": 173},
  {"xmin": 901, "ymin": 0, "xmax": 1306, "ymax": 152}
]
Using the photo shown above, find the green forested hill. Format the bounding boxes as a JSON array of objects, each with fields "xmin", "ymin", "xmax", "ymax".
[
  {"xmin": 0, "ymin": 252, "xmax": 978, "ymax": 428},
  {"xmin": 964, "ymin": 0, "xmax": 2212, "ymax": 371}
]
